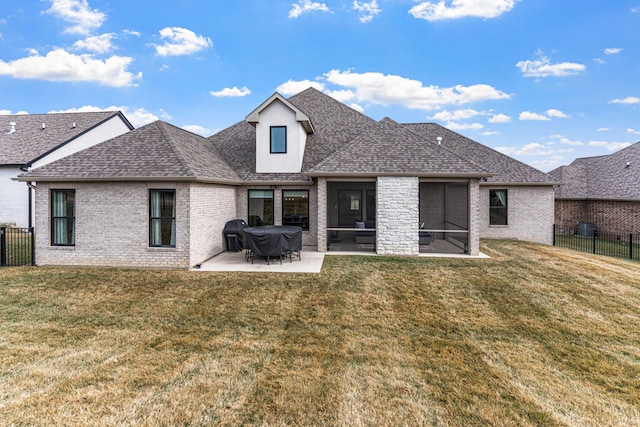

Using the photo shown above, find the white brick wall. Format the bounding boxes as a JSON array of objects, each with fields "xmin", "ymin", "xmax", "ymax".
[
  {"xmin": 189, "ymin": 183, "xmax": 237, "ymax": 266},
  {"xmin": 480, "ymin": 185, "xmax": 555, "ymax": 245},
  {"xmin": 376, "ymin": 177, "xmax": 419, "ymax": 255},
  {"xmin": 35, "ymin": 182, "xmax": 191, "ymax": 268}
]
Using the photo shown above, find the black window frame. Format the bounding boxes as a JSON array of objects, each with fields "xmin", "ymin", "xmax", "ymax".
[
  {"xmin": 270, "ymin": 126, "xmax": 287, "ymax": 154},
  {"xmin": 248, "ymin": 189, "xmax": 274, "ymax": 226},
  {"xmin": 282, "ymin": 189, "xmax": 310, "ymax": 231},
  {"xmin": 149, "ymin": 189, "xmax": 177, "ymax": 247},
  {"xmin": 489, "ymin": 189, "xmax": 508, "ymax": 226},
  {"xmin": 50, "ymin": 189, "xmax": 76, "ymax": 246}
]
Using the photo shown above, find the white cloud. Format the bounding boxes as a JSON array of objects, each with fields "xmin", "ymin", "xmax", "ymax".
[
  {"xmin": 43, "ymin": 0, "xmax": 106, "ymax": 35},
  {"xmin": 152, "ymin": 27, "xmax": 212, "ymax": 56},
  {"xmin": 159, "ymin": 64, "xmax": 169, "ymax": 72},
  {"xmin": 289, "ymin": 0, "xmax": 330, "ymax": 18},
  {"xmin": 546, "ymin": 109, "xmax": 568, "ymax": 118},
  {"xmin": 0, "ymin": 109, "xmax": 13, "ymax": 115},
  {"xmin": 0, "ymin": 48, "xmax": 141, "ymax": 87},
  {"xmin": 627, "ymin": 128, "xmax": 640, "ymax": 135},
  {"xmin": 604, "ymin": 47, "xmax": 623, "ymax": 55},
  {"xmin": 73, "ymin": 33, "xmax": 115, "ymax": 53},
  {"xmin": 48, "ymin": 105, "xmax": 159, "ymax": 128},
  {"xmin": 597, "ymin": 127, "xmax": 611, "ymax": 132},
  {"xmin": 593, "ymin": 57, "xmax": 606, "ymax": 65},
  {"xmin": 409, "ymin": 0, "xmax": 517, "ymax": 21},
  {"xmin": 324, "ymin": 89, "xmax": 356, "ymax": 103},
  {"xmin": 159, "ymin": 109, "xmax": 172, "ymax": 120},
  {"xmin": 488, "ymin": 113, "xmax": 511, "ymax": 123},
  {"xmin": 323, "ymin": 69, "xmax": 510, "ymax": 109},
  {"xmin": 277, "ymin": 79, "xmax": 325, "ymax": 95},
  {"xmin": 516, "ymin": 50, "xmax": 585, "ymax": 78},
  {"xmin": 209, "ymin": 86, "xmax": 251, "ymax": 97},
  {"xmin": 588, "ymin": 140, "xmax": 632, "ymax": 151},
  {"xmin": 557, "ymin": 137, "xmax": 583, "ymax": 146},
  {"xmin": 609, "ymin": 96, "xmax": 640, "ymax": 104},
  {"xmin": 519, "ymin": 111, "xmax": 550, "ymax": 121},
  {"xmin": 349, "ymin": 103, "xmax": 365, "ymax": 113},
  {"xmin": 481, "ymin": 131, "xmax": 500, "ymax": 136},
  {"xmin": 431, "ymin": 109, "xmax": 481, "ymax": 122},
  {"xmin": 445, "ymin": 122, "xmax": 483, "ymax": 131},
  {"xmin": 353, "ymin": 0, "xmax": 381, "ymax": 23},
  {"xmin": 123, "ymin": 29, "xmax": 141, "ymax": 37},
  {"xmin": 181, "ymin": 124, "xmax": 211, "ymax": 136}
]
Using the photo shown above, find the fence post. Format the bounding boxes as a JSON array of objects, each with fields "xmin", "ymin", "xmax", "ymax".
[
  {"xmin": 553, "ymin": 224, "xmax": 556, "ymax": 246},
  {"xmin": 592, "ymin": 229, "xmax": 597, "ymax": 254},
  {"xmin": 0, "ymin": 227, "xmax": 6, "ymax": 267},
  {"xmin": 631, "ymin": 234, "xmax": 634, "ymax": 260},
  {"xmin": 30, "ymin": 227, "xmax": 36, "ymax": 266}
]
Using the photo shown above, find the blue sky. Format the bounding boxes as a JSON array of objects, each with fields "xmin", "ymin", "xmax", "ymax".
[{"xmin": 1, "ymin": 0, "xmax": 638, "ymax": 172}]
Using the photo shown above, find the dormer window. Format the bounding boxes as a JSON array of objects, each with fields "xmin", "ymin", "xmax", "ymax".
[{"xmin": 270, "ymin": 126, "xmax": 287, "ymax": 153}]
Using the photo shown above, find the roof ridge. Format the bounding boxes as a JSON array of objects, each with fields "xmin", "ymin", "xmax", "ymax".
[{"xmin": 155, "ymin": 121, "xmax": 198, "ymax": 177}]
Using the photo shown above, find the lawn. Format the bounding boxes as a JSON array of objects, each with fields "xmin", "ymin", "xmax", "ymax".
[{"xmin": 0, "ymin": 240, "xmax": 638, "ymax": 426}]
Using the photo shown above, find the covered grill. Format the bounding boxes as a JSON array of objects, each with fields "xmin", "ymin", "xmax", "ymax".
[{"xmin": 223, "ymin": 219, "xmax": 247, "ymax": 251}]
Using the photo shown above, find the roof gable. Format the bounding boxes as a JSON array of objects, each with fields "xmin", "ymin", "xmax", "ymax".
[
  {"xmin": 246, "ymin": 92, "xmax": 314, "ymax": 134},
  {"xmin": 0, "ymin": 112, "xmax": 132, "ymax": 165}
]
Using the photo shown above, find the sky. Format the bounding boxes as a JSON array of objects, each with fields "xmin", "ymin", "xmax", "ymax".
[{"xmin": 0, "ymin": 0, "xmax": 639, "ymax": 172}]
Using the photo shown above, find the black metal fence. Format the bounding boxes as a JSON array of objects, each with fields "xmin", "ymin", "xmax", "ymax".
[
  {"xmin": 553, "ymin": 224, "xmax": 640, "ymax": 262},
  {"xmin": 0, "ymin": 227, "xmax": 35, "ymax": 267}
]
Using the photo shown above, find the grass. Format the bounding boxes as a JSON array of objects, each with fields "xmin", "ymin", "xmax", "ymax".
[
  {"xmin": 0, "ymin": 240, "xmax": 638, "ymax": 426},
  {"xmin": 555, "ymin": 233, "xmax": 640, "ymax": 262}
]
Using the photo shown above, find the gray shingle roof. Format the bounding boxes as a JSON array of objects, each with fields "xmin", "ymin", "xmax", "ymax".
[
  {"xmin": 208, "ymin": 87, "xmax": 377, "ymax": 183},
  {"xmin": 549, "ymin": 142, "xmax": 640, "ymax": 199},
  {"xmin": 405, "ymin": 123, "xmax": 554, "ymax": 184},
  {"xmin": 0, "ymin": 111, "xmax": 131, "ymax": 165},
  {"xmin": 307, "ymin": 118, "xmax": 492, "ymax": 176},
  {"xmin": 18, "ymin": 121, "xmax": 241, "ymax": 183}
]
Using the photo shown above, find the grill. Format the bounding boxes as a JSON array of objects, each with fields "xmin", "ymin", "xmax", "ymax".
[{"xmin": 223, "ymin": 219, "xmax": 247, "ymax": 251}]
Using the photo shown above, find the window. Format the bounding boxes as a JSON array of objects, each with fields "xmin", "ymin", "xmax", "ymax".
[
  {"xmin": 270, "ymin": 126, "xmax": 287, "ymax": 153},
  {"xmin": 150, "ymin": 190, "xmax": 176, "ymax": 247},
  {"xmin": 489, "ymin": 189, "xmax": 508, "ymax": 225},
  {"xmin": 248, "ymin": 190, "xmax": 274, "ymax": 226},
  {"xmin": 51, "ymin": 190, "xmax": 75, "ymax": 246},
  {"xmin": 283, "ymin": 190, "xmax": 309, "ymax": 230}
]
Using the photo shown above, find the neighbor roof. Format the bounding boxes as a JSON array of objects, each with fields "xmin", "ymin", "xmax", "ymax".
[
  {"xmin": 0, "ymin": 111, "xmax": 132, "ymax": 165},
  {"xmin": 549, "ymin": 142, "xmax": 640, "ymax": 199},
  {"xmin": 17, "ymin": 121, "xmax": 241, "ymax": 183}
]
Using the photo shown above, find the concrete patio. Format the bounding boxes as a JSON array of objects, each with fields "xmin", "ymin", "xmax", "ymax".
[{"xmin": 192, "ymin": 246, "xmax": 489, "ymax": 273}]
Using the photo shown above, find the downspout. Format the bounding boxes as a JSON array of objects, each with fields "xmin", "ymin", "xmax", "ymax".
[{"xmin": 20, "ymin": 164, "xmax": 34, "ymax": 229}]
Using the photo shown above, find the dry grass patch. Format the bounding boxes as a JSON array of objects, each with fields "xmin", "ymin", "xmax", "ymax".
[{"xmin": 0, "ymin": 240, "xmax": 638, "ymax": 426}]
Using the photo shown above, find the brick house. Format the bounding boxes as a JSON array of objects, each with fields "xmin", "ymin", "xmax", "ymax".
[
  {"xmin": 549, "ymin": 142, "xmax": 640, "ymax": 233},
  {"xmin": 17, "ymin": 88, "xmax": 555, "ymax": 268},
  {"xmin": 1, "ymin": 112, "xmax": 133, "ymax": 228}
]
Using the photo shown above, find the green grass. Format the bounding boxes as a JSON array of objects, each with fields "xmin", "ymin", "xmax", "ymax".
[{"xmin": 0, "ymin": 240, "xmax": 638, "ymax": 426}]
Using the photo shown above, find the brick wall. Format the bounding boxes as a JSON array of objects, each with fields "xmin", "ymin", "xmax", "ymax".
[
  {"xmin": 189, "ymin": 183, "xmax": 237, "ymax": 266},
  {"xmin": 35, "ymin": 181, "xmax": 192, "ymax": 268},
  {"xmin": 555, "ymin": 199, "xmax": 640, "ymax": 233},
  {"xmin": 376, "ymin": 177, "xmax": 419, "ymax": 255},
  {"xmin": 480, "ymin": 185, "xmax": 555, "ymax": 245}
]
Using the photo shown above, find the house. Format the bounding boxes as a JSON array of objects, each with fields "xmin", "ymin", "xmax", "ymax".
[
  {"xmin": 549, "ymin": 141, "xmax": 640, "ymax": 233},
  {"xmin": 17, "ymin": 88, "xmax": 556, "ymax": 268},
  {"xmin": 1, "ymin": 112, "xmax": 133, "ymax": 228}
]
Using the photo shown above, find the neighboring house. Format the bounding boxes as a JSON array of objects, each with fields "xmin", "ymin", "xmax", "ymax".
[
  {"xmin": 17, "ymin": 88, "xmax": 555, "ymax": 269},
  {"xmin": 0, "ymin": 112, "xmax": 133, "ymax": 228},
  {"xmin": 549, "ymin": 141, "xmax": 640, "ymax": 233}
]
